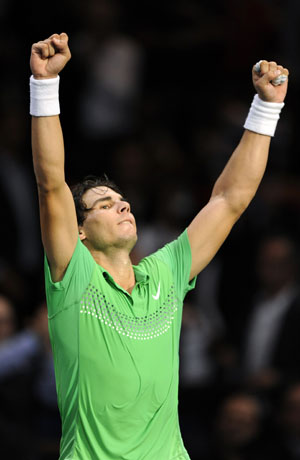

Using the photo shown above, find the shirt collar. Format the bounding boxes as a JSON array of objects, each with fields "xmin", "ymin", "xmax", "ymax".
[
  {"xmin": 132, "ymin": 265, "xmax": 150, "ymax": 285},
  {"xmin": 100, "ymin": 265, "xmax": 149, "ymax": 286}
]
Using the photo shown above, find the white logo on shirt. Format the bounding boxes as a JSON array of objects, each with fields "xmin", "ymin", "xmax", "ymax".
[{"xmin": 152, "ymin": 282, "xmax": 161, "ymax": 300}]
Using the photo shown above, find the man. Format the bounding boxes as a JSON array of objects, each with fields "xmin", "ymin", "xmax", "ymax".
[{"xmin": 30, "ymin": 33, "xmax": 288, "ymax": 459}]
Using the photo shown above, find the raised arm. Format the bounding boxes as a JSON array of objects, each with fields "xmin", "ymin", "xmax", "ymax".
[
  {"xmin": 187, "ymin": 60, "xmax": 289, "ymax": 280},
  {"xmin": 30, "ymin": 33, "xmax": 78, "ymax": 282}
]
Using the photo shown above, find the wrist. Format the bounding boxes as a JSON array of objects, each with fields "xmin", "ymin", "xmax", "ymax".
[
  {"xmin": 30, "ymin": 75, "xmax": 60, "ymax": 117},
  {"xmin": 244, "ymin": 94, "xmax": 284, "ymax": 137},
  {"xmin": 32, "ymin": 75, "xmax": 59, "ymax": 80}
]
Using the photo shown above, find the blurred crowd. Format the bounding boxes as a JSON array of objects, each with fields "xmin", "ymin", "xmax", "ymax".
[{"xmin": 1, "ymin": 0, "xmax": 300, "ymax": 458}]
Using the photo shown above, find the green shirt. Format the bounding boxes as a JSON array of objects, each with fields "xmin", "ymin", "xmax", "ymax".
[{"xmin": 45, "ymin": 229, "xmax": 196, "ymax": 460}]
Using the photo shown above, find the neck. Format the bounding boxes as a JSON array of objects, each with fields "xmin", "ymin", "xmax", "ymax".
[{"xmin": 90, "ymin": 247, "xmax": 135, "ymax": 293}]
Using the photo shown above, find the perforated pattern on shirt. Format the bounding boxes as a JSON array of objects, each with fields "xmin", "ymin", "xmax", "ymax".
[{"xmin": 80, "ymin": 283, "xmax": 178, "ymax": 340}]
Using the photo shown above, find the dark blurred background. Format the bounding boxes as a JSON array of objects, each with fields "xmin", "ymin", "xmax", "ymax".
[{"xmin": 1, "ymin": 0, "xmax": 300, "ymax": 458}]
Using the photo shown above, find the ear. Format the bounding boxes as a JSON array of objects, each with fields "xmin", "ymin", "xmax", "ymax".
[{"xmin": 78, "ymin": 227, "xmax": 86, "ymax": 241}]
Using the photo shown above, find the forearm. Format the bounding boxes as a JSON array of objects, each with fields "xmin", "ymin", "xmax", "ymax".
[
  {"xmin": 211, "ymin": 61, "xmax": 288, "ymax": 215},
  {"xmin": 32, "ymin": 115, "xmax": 66, "ymax": 192},
  {"xmin": 30, "ymin": 34, "xmax": 71, "ymax": 192},
  {"xmin": 211, "ymin": 130, "xmax": 271, "ymax": 214},
  {"xmin": 187, "ymin": 61, "xmax": 288, "ymax": 279}
]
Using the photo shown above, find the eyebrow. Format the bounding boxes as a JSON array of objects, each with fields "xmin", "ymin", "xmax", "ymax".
[{"xmin": 85, "ymin": 196, "xmax": 128, "ymax": 211}]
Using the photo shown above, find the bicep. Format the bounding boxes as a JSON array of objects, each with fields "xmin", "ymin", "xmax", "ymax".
[
  {"xmin": 187, "ymin": 195, "xmax": 239, "ymax": 279},
  {"xmin": 38, "ymin": 182, "xmax": 79, "ymax": 282}
]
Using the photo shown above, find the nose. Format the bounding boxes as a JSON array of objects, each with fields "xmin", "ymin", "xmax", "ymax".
[{"xmin": 118, "ymin": 200, "xmax": 130, "ymax": 213}]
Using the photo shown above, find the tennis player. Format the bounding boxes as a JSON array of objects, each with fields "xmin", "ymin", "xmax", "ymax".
[{"xmin": 30, "ymin": 33, "xmax": 289, "ymax": 459}]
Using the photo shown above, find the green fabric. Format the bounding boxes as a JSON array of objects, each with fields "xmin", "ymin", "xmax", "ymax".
[{"xmin": 45, "ymin": 229, "xmax": 196, "ymax": 460}]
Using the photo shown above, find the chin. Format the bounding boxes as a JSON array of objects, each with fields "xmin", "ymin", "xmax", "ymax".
[
  {"xmin": 128, "ymin": 232, "xmax": 138, "ymax": 250},
  {"xmin": 126, "ymin": 234, "xmax": 138, "ymax": 252},
  {"xmin": 116, "ymin": 231, "xmax": 137, "ymax": 251}
]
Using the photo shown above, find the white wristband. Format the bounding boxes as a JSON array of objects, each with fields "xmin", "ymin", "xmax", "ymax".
[
  {"xmin": 30, "ymin": 75, "xmax": 60, "ymax": 117},
  {"xmin": 244, "ymin": 94, "xmax": 284, "ymax": 137}
]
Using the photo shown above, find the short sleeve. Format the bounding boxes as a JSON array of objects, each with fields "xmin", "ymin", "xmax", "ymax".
[
  {"xmin": 151, "ymin": 229, "xmax": 196, "ymax": 301},
  {"xmin": 44, "ymin": 237, "xmax": 95, "ymax": 317}
]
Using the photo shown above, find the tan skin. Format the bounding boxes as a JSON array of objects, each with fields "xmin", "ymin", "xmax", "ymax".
[
  {"xmin": 79, "ymin": 186, "xmax": 138, "ymax": 292},
  {"xmin": 31, "ymin": 34, "xmax": 289, "ymax": 291}
]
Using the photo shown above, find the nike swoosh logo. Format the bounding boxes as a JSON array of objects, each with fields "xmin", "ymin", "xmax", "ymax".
[{"xmin": 152, "ymin": 282, "xmax": 161, "ymax": 300}]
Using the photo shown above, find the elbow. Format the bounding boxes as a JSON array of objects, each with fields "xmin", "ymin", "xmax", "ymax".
[
  {"xmin": 211, "ymin": 190, "xmax": 253, "ymax": 221},
  {"xmin": 36, "ymin": 178, "xmax": 66, "ymax": 194},
  {"xmin": 212, "ymin": 180, "xmax": 256, "ymax": 218},
  {"xmin": 225, "ymin": 191, "xmax": 254, "ymax": 218},
  {"xmin": 34, "ymin": 167, "xmax": 65, "ymax": 194}
]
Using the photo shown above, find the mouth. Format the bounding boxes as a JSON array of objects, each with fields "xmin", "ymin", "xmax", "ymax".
[{"xmin": 118, "ymin": 218, "xmax": 134, "ymax": 226}]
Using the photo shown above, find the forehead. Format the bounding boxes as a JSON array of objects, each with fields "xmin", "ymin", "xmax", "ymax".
[{"xmin": 83, "ymin": 186, "xmax": 122, "ymax": 207}]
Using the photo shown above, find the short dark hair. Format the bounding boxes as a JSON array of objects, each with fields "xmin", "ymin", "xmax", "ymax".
[{"xmin": 71, "ymin": 175, "xmax": 123, "ymax": 226}]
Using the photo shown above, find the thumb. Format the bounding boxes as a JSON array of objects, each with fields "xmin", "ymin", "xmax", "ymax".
[
  {"xmin": 51, "ymin": 33, "xmax": 69, "ymax": 51},
  {"xmin": 261, "ymin": 69, "xmax": 281, "ymax": 85},
  {"xmin": 59, "ymin": 32, "xmax": 69, "ymax": 43}
]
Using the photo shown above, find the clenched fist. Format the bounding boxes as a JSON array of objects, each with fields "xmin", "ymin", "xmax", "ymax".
[
  {"xmin": 252, "ymin": 60, "xmax": 289, "ymax": 103},
  {"xmin": 30, "ymin": 33, "xmax": 71, "ymax": 79}
]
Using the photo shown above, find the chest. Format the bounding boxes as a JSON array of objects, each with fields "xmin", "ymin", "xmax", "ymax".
[
  {"xmin": 78, "ymin": 273, "xmax": 182, "ymax": 402},
  {"xmin": 80, "ymin": 265, "xmax": 180, "ymax": 337}
]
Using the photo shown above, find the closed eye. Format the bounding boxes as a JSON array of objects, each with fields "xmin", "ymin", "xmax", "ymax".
[{"xmin": 85, "ymin": 195, "xmax": 131, "ymax": 212}]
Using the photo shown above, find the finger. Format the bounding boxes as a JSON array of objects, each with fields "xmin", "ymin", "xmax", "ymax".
[
  {"xmin": 282, "ymin": 67, "xmax": 289, "ymax": 77},
  {"xmin": 49, "ymin": 33, "xmax": 60, "ymax": 41},
  {"xmin": 47, "ymin": 42, "xmax": 56, "ymax": 57},
  {"xmin": 44, "ymin": 35, "xmax": 59, "ymax": 50},
  {"xmin": 273, "ymin": 73, "xmax": 288, "ymax": 86},
  {"xmin": 259, "ymin": 60, "xmax": 269, "ymax": 75},
  {"xmin": 270, "ymin": 63, "xmax": 289, "ymax": 85},
  {"xmin": 269, "ymin": 61, "xmax": 278, "ymax": 73},
  {"xmin": 51, "ymin": 33, "xmax": 71, "ymax": 59},
  {"xmin": 41, "ymin": 43, "xmax": 51, "ymax": 59},
  {"xmin": 31, "ymin": 42, "xmax": 42, "ymax": 56},
  {"xmin": 32, "ymin": 42, "xmax": 51, "ymax": 59},
  {"xmin": 52, "ymin": 32, "xmax": 69, "ymax": 46},
  {"xmin": 261, "ymin": 69, "xmax": 281, "ymax": 85},
  {"xmin": 51, "ymin": 33, "xmax": 69, "ymax": 52},
  {"xmin": 47, "ymin": 33, "xmax": 61, "ymax": 51},
  {"xmin": 59, "ymin": 32, "xmax": 69, "ymax": 43},
  {"xmin": 254, "ymin": 60, "xmax": 289, "ymax": 86}
]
